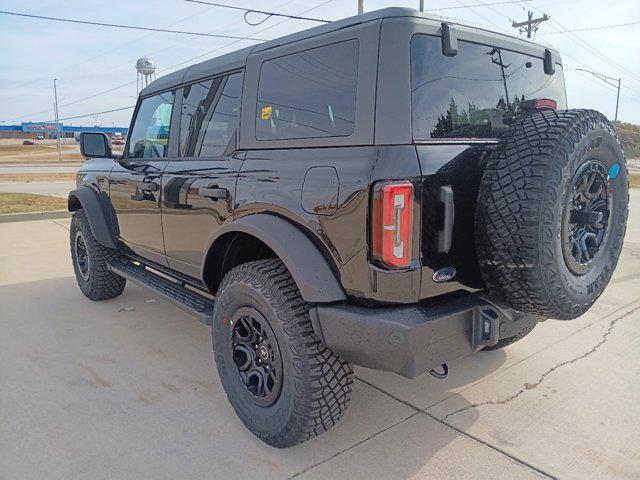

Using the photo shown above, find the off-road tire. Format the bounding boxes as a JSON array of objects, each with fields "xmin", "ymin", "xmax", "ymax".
[
  {"xmin": 476, "ymin": 110, "xmax": 628, "ymax": 319},
  {"xmin": 483, "ymin": 323, "xmax": 536, "ymax": 351},
  {"xmin": 212, "ymin": 258, "xmax": 353, "ymax": 447},
  {"xmin": 70, "ymin": 209, "xmax": 126, "ymax": 300}
]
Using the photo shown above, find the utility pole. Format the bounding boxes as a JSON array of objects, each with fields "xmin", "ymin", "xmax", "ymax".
[
  {"xmin": 576, "ymin": 68, "xmax": 622, "ymax": 121},
  {"xmin": 53, "ymin": 78, "xmax": 62, "ymax": 162},
  {"xmin": 512, "ymin": 10, "xmax": 550, "ymax": 38},
  {"xmin": 358, "ymin": 0, "xmax": 363, "ymax": 14},
  {"xmin": 489, "ymin": 48, "xmax": 510, "ymax": 106},
  {"xmin": 419, "ymin": 0, "xmax": 424, "ymax": 12}
]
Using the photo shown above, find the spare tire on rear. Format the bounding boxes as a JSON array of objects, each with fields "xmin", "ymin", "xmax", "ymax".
[{"xmin": 475, "ymin": 109, "xmax": 628, "ymax": 320}]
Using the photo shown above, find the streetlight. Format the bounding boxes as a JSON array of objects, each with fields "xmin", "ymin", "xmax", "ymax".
[{"xmin": 576, "ymin": 68, "xmax": 621, "ymax": 122}]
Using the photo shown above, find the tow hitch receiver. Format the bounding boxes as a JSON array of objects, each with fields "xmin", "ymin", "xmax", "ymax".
[{"xmin": 473, "ymin": 307, "xmax": 501, "ymax": 348}]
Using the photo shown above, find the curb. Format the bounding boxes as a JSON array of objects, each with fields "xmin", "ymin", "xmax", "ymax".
[{"xmin": 0, "ymin": 210, "xmax": 71, "ymax": 223}]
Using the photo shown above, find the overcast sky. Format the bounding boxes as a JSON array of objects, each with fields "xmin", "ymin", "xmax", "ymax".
[{"xmin": 1, "ymin": 0, "xmax": 638, "ymax": 127}]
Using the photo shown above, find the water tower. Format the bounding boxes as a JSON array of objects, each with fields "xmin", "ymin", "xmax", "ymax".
[{"xmin": 136, "ymin": 57, "xmax": 157, "ymax": 94}]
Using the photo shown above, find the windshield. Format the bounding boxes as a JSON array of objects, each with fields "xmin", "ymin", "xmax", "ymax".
[{"xmin": 411, "ymin": 34, "xmax": 567, "ymax": 140}]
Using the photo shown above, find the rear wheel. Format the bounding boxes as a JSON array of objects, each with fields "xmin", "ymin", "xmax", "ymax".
[
  {"xmin": 70, "ymin": 209, "xmax": 125, "ymax": 300},
  {"xmin": 212, "ymin": 259, "xmax": 353, "ymax": 447},
  {"xmin": 476, "ymin": 110, "xmax": 628, "ymax": 319}
]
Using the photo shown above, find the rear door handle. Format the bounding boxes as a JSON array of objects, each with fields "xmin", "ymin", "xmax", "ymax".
[
  {"xmin": 199, "ymin": 187, "xmax": 229, "ymax": 199},
  {"xmin": 138, "ymin": 181, "xmax": 158, "ymax": 192}
]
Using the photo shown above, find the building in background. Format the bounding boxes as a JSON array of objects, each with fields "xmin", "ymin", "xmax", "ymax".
[{"xmin": 0, "ymin": 122, "xmax": 128, "ymax": 140}]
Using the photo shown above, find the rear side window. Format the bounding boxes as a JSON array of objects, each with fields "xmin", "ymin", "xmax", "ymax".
[
  {"xmin": 128, "ymin": 91, "xmax": 174, "ymax": 158},
  {"xmin": 256, "ymin": 40, "xmax": 358, "ymax": 141},
  {"xmin": 411, "ymin": 35, "xmax": 567, "ymax": 140},
  {"xmin": 179, "ymin": 72, "xmax": 243, "ymax": 157}
]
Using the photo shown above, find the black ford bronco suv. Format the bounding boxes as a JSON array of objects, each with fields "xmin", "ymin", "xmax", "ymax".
[{"xmin": 69, "ymin": 8, "xmax": 628, "ymax": 447}]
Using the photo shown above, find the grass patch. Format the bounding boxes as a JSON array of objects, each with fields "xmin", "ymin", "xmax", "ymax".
[
  {"xmin": 0, "ymin": 144, "xmax": 84, "ymax": 163},
  {"xmin": 0, "ymin": 193, "xmax": 67, "ymax": 214},
  {"xmin": 0, "ymin": 144, "xmax": 76, "ymax": 156}
]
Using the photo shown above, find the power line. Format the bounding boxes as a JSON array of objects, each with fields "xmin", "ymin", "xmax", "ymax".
[
  {"xmin": 183, "ymin": 0, "xmax": 330, "ymax": 24},
  {"xmin": 42, "ymin": 106, "xmax": 135, "ymax": 123},
  {"xmin": 15, "ymin": 0, "xmax": 334, "ymax": 124},
  {"xmin": 0, "ymin": 10, "xmax": 269, "ymax": 40},
  {"xmin": 568, "ymin": 67, "xmax": 640, "ymax": 106},
  {"xmin": 34, "ymin": 0, "xmax": 296, "ymax": 112},
  {"xmin": 161, "ymin": 1, "xmax": 333, "ymax": 72},
  {"xmin": 520, "ymin": 1, "xmax": 640, "ymax": 84},
  {"xmin": 446, "ymin": 0, "xmax": 517, "ymax": 24},
  {"xmin": 428, "ymin": 0, "xmax": 534, "ymax": 11},
  {"xmin": 538, "ymin": 20, "xmax": 640, "ymax": 34},
  {"xmin": 454, "ymin": 1, "xmax": 640, "ymax": 119},
  {"xmin": 455, "ymin": 0, "xmax": 507, "ymax": 32}
]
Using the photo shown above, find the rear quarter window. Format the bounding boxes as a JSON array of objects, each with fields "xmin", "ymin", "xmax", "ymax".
[
  {"xmin": 411, "ymin": 34, "xmax": 567, "ymax": 140},
  {"xmin": 256, "ymin": 40, "xmax": 359, "ymax": 141}
]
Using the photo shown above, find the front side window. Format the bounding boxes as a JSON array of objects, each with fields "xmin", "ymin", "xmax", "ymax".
[
  {"xmin": 179, "ymin": 72, "xmax": 243, "ymax": 157},
  {"xmin": 411, "ymin": 35, "xmax": 567, "ymax": 140},
  {"xmin": 128, "ymin": 91, "xmax": 174, "ymax": 158},
  {"xmin": 256, "ymin": 40, "xmax": 359, "ymax": 141}
]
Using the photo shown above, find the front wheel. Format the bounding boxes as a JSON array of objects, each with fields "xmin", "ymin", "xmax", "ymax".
[
  {"xmin": 212, "ymin": 259, "xmax": 353, "ymax": 447},
  {"xmin": 70, "ymin": 209, "xmax": 125, "ymax": 301}
]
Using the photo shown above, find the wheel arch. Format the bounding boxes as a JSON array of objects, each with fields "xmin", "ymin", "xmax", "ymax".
[
  {"xmin": 201, "ymin": 214, "xmax": 346, "ymax": 303},
  {"xmin": 68, "ymin": 187, "xmax": 118, "ymax": 250}
]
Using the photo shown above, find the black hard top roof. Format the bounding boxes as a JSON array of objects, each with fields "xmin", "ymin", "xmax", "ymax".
[{"xmin": 140, "ymin": 7, "xmax": 555, "ymax": 96}]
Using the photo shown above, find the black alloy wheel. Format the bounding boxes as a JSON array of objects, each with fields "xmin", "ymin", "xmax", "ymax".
[
  {"xmin": 212, "ymin": 259, "xmax": 353, "ymax": 447},
  {"xmin": 70, "ymin": 209, "xmax": 126, "ymax": 301},
  {"xmin": 229, "ymin": 306, "xmax": 283, "ymax": 407},
  {"xmin": 74, "ymin": 230, "xmax": 91, "ymax": 281},
  {"xmin": 562, "ymin": 160, "xmax": 612, "ymax": 276}
]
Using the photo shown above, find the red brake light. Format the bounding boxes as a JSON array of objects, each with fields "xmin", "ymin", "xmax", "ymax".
[
  {"xmin": 535, "ymin": 98, "xmax": 557, "ymax": 110},
  {"xmin": 371, "ymin": 181, "xmax": 414, "ymax": 269},
  {"xmin": 522, "ymin": 98, "xmax": 557, "ymax": 111}
]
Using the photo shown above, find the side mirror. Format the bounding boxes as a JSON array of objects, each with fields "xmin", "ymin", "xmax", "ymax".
[{"xmin": 79, "ymin": 132, "xmax": 113, "ymax": 158}]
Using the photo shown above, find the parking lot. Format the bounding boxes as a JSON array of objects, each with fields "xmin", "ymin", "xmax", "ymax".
[{"xmin": 1, "ymin": 190, "xmax": 638, "ymax": 480}]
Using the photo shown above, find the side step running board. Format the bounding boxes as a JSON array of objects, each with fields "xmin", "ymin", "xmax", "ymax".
[{"xmin": 109, "ymin": 259, "xmax": 214, "ymax": 325}]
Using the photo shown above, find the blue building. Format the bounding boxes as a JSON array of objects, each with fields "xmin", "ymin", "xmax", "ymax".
[{"xmin": 0, "ymin": 122, "xmax": 128, "ymax": 139}]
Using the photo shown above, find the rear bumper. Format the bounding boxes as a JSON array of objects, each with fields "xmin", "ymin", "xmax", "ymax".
[{"xmin": 311, "ymin": 292, "xmax": 541, "ymax": 378}]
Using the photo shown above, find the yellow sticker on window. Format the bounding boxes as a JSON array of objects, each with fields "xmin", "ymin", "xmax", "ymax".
[{"xmin": 261, "ymin": 106, "xmax": 272, "ymax": 120}]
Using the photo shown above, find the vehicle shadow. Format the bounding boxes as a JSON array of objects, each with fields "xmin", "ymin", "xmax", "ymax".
[{"xmin": 0, "ymin": 276, "xmax": 497, "ymax": 480}]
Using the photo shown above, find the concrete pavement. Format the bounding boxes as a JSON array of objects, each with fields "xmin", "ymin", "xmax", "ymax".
[
  {"xmin": 0, "ymin": 164, "xmax": 80, "ymax": 174},
  {"xmin": 1, "ymin": 190, "xmax": 639, "ymax": 479}
]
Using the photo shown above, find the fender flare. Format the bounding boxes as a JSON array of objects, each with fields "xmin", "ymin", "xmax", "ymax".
[
  {"xmin": 68, "ymin": 187, "xmax": 118, "ymax": 249},
  {"xmin": 203, "ymin": 214, "xmax": 346, "ymax": 303}
]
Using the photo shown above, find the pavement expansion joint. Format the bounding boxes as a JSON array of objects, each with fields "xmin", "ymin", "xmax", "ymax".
[
  {"xmin": 288, "ymin": 408, "xmax": 420, "ymax": 479},
  {"xmin": 440, "ymin": 302, "xmax": 640, "ymax": 423}
]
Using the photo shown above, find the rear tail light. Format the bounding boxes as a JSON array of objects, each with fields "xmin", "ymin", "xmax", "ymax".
[
  {"xmin": 371, "ymin": 181, "xmax": 414, "ymax": 269},
  {"xmin": 521, "ymin": 98, "xmax": 557, "ymax": 111}
]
